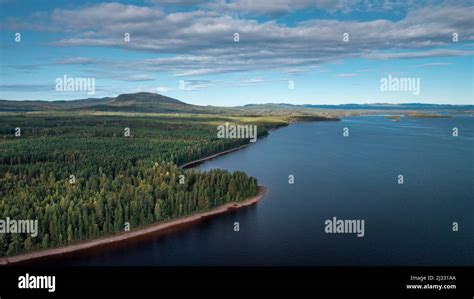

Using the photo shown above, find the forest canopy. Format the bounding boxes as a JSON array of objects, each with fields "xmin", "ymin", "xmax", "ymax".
[{"xmin": 0, "ymin": 112, "xmax": 288, "ymax": 257}]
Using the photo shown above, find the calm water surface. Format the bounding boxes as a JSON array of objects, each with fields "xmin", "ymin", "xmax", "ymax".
[{"xmin": 55, "ymin": 115, "xmax": 474, "ymax": 266}]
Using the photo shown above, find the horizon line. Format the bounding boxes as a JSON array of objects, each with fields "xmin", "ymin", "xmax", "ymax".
[{"xmin": 0, "ymin": 92, "xmax": 473, "ymax": 107}]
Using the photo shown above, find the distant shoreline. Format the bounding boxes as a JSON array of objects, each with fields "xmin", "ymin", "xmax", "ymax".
[
  {"xmin": 0, "ymin": 186, "xmax": 267, "ymax": 266},
  {"xmin": 180, "ymin": 144, "xmax": 249, "ymax": 168}
]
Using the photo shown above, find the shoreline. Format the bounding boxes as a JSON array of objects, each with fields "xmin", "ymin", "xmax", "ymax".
[
  {"xmin": 180, "ymin": 144, "xmax": 249, "ymax": 168},
  {"xmin": 0, "ymin": 117, "xmax": 326, "ymax": 265},
  {"xmin": 0, "ymin": 186, "xmax": 267, "ymax": 265}
]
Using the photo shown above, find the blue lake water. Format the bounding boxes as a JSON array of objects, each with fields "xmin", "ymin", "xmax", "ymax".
[{"xmin": 56, "ymin": 115, "xmax": 474, "ymax": 266}]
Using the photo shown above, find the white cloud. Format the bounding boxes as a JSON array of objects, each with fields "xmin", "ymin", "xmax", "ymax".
[
  {"xmin": 363, "ymin": 50, "xmax": 472, "ymax": 60},
  {"xmin": 4, "ymin": 2, "xmax": 473, "ymax": 77},
  {"xmin": 156, "ymin": 86, "xmax": 171, "ymax": 93},
  {"xmin": 412, "ymin": 62, "xmax": 452, "ymax": 67},
  {"xmin": 336, "ymin": 73, "xmax": 357, "ymax": 77},
  {"xmin": 55, "ymin": 57, "xmax": 101, "ymax": 65}
]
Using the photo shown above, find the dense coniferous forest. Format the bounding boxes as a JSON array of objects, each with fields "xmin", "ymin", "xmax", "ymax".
[{"xmin": 0, "ymin": 111, "xmax": 290, "ymax": 257}]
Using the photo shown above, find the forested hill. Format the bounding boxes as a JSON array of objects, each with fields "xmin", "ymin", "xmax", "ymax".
[{"xmin": 0, "ymin": 92, "xmax": 229, "ymax": 114}]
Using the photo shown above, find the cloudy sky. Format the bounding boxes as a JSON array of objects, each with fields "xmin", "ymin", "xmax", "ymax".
[{"xmin": 0, "ymin": 0, "xmax": 473, "ymax": 105}]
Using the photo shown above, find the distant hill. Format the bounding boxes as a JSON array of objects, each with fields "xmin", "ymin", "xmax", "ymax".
[
  {"xmin": 1, "ymin": 93, "xmax": 472, "ymax": 114},
  {"xmin": 242, "ymin": 103, "xmax": 300, "ymax": 110},
  {"xmin": 241, "ymin": 102, "xmax": 474, "ymax": 111},
  {"xmin": 78, "ymin": 92, "xmax": 197, "ymax": 113},
  {"xmin": 302, "ymin": 103, "xmax": 474, "ymax": 110},
  {"xmin": 0, "ymin": 92, "xmax": 228, "ymax": 114}
]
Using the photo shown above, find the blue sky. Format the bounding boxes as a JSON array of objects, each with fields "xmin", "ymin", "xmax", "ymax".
[{"xmin": 0, "ymin": 0, "xmax": 473, "ymax": 106}]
